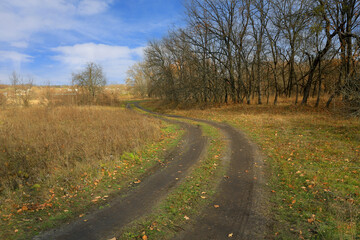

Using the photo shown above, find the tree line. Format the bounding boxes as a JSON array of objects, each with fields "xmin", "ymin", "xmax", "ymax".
[{"xmin": 127, "ymin": 0, "xmax": 360, "ymax": 112}]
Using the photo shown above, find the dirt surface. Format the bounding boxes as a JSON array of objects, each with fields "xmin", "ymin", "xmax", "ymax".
[
  {"xmin": 34, "ymin": 103, "xmax": 268, "ymax": 240},
  {"xmin": 135, "ymin": 103, "xmax": 269, "ymax": 239},
  {"xmin": 174, "ymin": 123, "xmax": 269, "ymax": 240},
  {"xmin": 34, "ymin": 116, "xmax": 207, "ymax": 240}
]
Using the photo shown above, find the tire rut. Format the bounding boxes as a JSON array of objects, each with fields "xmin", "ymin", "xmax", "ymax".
[
  {"xmin": 34, "ymin": 111, "xmax": 207, "ymax": 240},
  {"xmin": 134, "ymin": 103, "xmax": 268, "ymax": 240}
]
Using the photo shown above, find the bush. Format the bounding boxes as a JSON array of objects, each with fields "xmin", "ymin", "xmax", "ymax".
[{"xmin": 342, "ymin": 75, "xmax": 360, "ymax": 116}]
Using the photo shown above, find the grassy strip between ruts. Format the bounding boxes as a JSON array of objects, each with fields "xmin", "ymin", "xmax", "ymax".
[
  {"xmin": 116, "ymin": 121, "xmax": 227, "ymax": 240},
  {"xmin": 0, "ymin": 121, "xmax": 183, "ymax": 240},
  {"xmin": 144, "ymin": 100, "xmax": 360, "ymax": 239}
]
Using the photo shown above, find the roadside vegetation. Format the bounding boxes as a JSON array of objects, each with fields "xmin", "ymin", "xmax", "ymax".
[
  {"xmin": 143, "ymin": 99, "xmax": 360, "ymax": 239},
  {"xmin": 118, "ymin": 120, "xmax": 227, "ymax": 240},
  {"xmin": 0, "ymin": 95, "xmax": 183, "ymax": 239}
]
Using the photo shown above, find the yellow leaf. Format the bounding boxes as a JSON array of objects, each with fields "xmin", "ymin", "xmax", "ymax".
[
  {"xmin": 214, "ymin": 205, "xmax": 220, "ymax": 208},
  {"xmin": 228, "ymin": 233, "xmax": 233, "ymax": 237},
  {"xmin": 142, "ymin": 235, "xmax": 148, "ymax": 240}
]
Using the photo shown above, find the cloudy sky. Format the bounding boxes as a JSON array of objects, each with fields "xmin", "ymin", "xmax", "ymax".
[{"xmin": 0, "ymin": 0, "xmax": 185, "ymax": 85}]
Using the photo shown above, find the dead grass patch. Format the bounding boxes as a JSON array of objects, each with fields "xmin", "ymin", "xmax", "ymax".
[{"xmin": 0, "ymin": 106, "xmax": 161, "ymax": 201}]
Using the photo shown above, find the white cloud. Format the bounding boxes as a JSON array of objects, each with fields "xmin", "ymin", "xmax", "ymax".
[
  {"xmin": 0, "ymin": 0, "xmax": 113, "ymax": 45},
  {"xmin": 0, "ymin": 51, "xmax": 32, "ymax": 63},
  {"xmin": 10, "ymin": 41, "xmax": 29, "ymax": 48},
  {"xmin": 78, "ymin": 0, "xmax": 112, "ymax": 16},
  {"xmin": 52, "ymin": 43, "xmax": 145, "ymax": 83},
  {"xmin": 0, "ymin": 51, "xmax": 33, "ymax": 82}
]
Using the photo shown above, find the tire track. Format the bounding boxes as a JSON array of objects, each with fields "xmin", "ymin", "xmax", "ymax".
[
  {"xmin": 134, "ymin": 102, "xmax": 268, "ymax": 240},
  {"xmin": 34, "ymin": 111, "xmax": 208, "ymax": 240}
]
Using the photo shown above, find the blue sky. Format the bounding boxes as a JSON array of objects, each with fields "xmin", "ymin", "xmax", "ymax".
[{"xmin": 0, "ymin": 0, "xmax": 185, "ymax": 85}]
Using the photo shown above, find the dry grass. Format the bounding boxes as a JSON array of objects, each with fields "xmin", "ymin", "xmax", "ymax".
[
  {"xmin": 0, "ymin": 106, "xmax": 161, "ymax": 201},
  {"xmin": 0, "ymin": 84, "xmax": 134, "ymax": 107},
  {"xmin": 144, "ymin": 97, "xmax": 360, "ymax": 239}
]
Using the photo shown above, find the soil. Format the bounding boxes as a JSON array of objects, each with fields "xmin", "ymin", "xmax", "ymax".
[
  {"xmin": 34, "ymin": 117, "xmax": 207, "ymax": 240},
  {"xmin": 135, "ymin": 103, "xmax": 270, "ymax": 240},
  {"xmin": 34, "ymin": 103, "xmax": 269, "ymax": 240}
]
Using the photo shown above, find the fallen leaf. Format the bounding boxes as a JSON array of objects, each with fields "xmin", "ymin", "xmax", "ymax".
[
  {"xmin": 142, "ymin": 235, "xmax": 148, "ymax": 240},
  {"xmin": 79, "ymin": 214, "xmax": 84, "ymax": 218},
  {"xmin": 214, "ymin": 205, "xmax": 220, "ymax": 208},
  {"xmin": 307, "ymin": 214, "xmax": 316, "ymax": 224},
  {"xmin": 200, "ymin": 196, "xmax": 206, "ymax": 199},
  {"xmin": 14, "ymin": 229, "xmax": 18, "ymax": 233},
  {"xmin": 184, "ymin": 215, "xmax": 190, "ymax": 220},
  {"xmin": 108, "ymin": 238, "xmax": 116, "ymax": 240},
  {"xmin": 228, "ymin": 233, "xmax": 233, "ymax": 237}
]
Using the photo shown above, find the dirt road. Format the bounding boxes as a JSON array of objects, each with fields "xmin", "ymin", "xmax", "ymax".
[
  {"xmin": 34, "ymin": 118, "xmax": 207, "ymax": 240},
  {"xmin": 135, "ymin": 103, "xmax": 269, "ymax": 239},
  {"xmin": 34, "ymin": 103, "xmax": 268, "ymax": 240}
]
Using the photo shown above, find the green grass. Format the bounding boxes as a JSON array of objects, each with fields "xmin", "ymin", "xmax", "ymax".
[
  {"xmin": 145, "ymin": 100, "xmax": 360, "ymax": 239},
  {"xmin": 0, "ymin": 122, "xmax": 184, "ymax": 240},
  {"xmin": 117, "ymin": 122, "xmax": 227, "ymax": 240}
]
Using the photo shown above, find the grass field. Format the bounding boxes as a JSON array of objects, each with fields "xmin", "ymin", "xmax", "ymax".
[
  {"xmin": 144, "ymin": 99, "xmax": 360, "ymax": 239},
  {"xmin": 0, "ymin": 105, "xmax": 182, "ymax": 239}
]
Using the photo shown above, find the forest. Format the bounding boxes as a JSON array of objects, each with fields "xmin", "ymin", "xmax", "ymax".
[{"xmin": 127, "ymin": 0, "xmax": 360, "ymax": 115}]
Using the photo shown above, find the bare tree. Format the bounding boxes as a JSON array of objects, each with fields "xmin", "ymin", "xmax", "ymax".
[
  {"xmin": 72, "ymin": 62, "xmax": 106, "ymax": 103},
  {"xmin": 126, "ymin": 62, "xmax": 149, "ymax": 97},
  {"xmin": 9, "ymin": 71, "xmax": 33, "ymax": 106},
  {"xmin": 140, "ymin": 0, "xmax": 359, "ymax": 111}
]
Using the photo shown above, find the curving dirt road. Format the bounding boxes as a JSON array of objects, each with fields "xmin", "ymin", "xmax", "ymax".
[
  {"xmin": 34, "ymin": 117, "xmax": 208, "ymax": 240},
  {"xmin": 34, "ymin": 103, "xmax": 268, "ymax": 240},
  {"xmin": 135, "ymin": 103, "xmax": 269, "ymax": 239}
]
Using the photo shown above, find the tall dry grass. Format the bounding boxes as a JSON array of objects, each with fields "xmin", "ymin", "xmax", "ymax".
[{"xmin": 0, "ymin": 106, "xmax": 161, "ymax": 196}]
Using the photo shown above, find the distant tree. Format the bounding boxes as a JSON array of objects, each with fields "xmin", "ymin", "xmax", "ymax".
[
  {"xmin": 72, "ymin": 62, "xmax": 106, "ymax": 102},
  {"xmin": 9, "ymin": 71, "xmax": 21, "ymax": 102},
  {"xmin": 9, "ymin": 71, "xmax": 33, "ymax": 106},
  {"xmin": 126, "ymin": 62, "xmax": 149, "ymax": 97}
]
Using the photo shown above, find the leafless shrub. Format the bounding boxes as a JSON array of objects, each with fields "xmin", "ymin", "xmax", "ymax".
[{"xmin": 342, "ymin": 75, "xmax": 360, "ymax": 117}]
